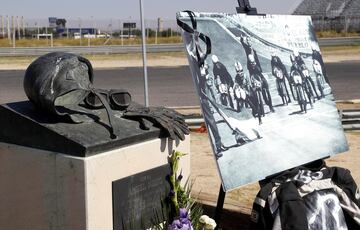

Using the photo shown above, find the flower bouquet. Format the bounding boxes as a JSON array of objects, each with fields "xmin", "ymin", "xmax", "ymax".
[{"xmin": 151, "ymin": 150, "xmax": 217, "ymax": 230}]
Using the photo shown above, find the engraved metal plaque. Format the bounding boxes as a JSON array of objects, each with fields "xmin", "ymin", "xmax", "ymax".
[{"xmin": 112, "ymin": 164, "xmax": 170, "ymax": 230}]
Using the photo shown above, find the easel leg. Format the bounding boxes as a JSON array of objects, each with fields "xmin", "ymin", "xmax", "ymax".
[{"xmin": 214, "ymin": 185, "xmax": 226, "ymax": 226}]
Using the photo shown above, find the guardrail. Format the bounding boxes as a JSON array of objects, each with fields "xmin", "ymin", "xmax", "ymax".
[
  {"xmin": 341, "ymin": 109, "xmax": 360, "ymax": 131},
  {"xmin": 0, "ymin": 44, "xmax": 185, "ymax": 56},
  {"xmin": 318, "ymin": 37, "xmax": 360, "ymax": 46},
  {"xmin": 183, "ymin": 107, "xmax": 360, "ymax": 132},
  {"xmin": 0, "ymin": 37, "xmax": 358, "ymax": 56}
]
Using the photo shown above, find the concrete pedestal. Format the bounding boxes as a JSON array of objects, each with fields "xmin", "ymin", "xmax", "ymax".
[
  {"xmin": 0, "ymin": 138, "xmax": 190, "ymax": 230},
  {"xmin": 0, "ymin": 101, "xmax": 190, "ymax": 230}
]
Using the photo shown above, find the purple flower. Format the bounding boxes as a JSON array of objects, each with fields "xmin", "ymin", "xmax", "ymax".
[
  {"xmin": 168, "ymin": 209, "xmax": 193, "ymax": 230},
  {"xmin": 179, "ymin": 208, "xmax": 188, "ymax": 219}
]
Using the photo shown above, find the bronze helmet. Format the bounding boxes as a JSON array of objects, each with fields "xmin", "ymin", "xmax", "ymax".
[{"xmin": 24, "ymin": 52, "xmax": 94, "ymax": 122}]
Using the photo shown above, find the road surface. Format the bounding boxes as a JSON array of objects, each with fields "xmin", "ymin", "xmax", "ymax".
[{"xmin": 0, "ymin": 62, "xmax": 359, "ymax": 107}]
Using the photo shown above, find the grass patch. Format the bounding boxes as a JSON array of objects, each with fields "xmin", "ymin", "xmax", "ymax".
[
  {"xmin": 348, "ymin": 131, "xmax": 360, "ymax": 136},
  {"xmin": 83, "ymin": 51, "xmax": 186, "ymax": 61},
  {"xmin": 321, "ymin": 44, "xmax": 360, "ymax": 52},
  {"xmin": 0, "ymin": 52, "xmax": 187, "ymax": 67},
  {"xmin": 316, "ymin": 31, "xmax": 360, "ymax": 38},
  {"xmin": 0, "ymin": 36, "xmax": 183, "ymax": 48}
]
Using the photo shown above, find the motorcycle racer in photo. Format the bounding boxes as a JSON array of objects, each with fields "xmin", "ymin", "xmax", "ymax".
[
  {"xmin": 271, "ymin": 53, "xmax": 292, "ymax": 105},
  {"xmin": 293, "ymin": 50, "xmax": 321, "ymax": 101},
  {"xmin": 311, "ymin": 43, "xmax": 330, "ymax": 84},
  {"xmin": 290, "ymin": 53, "xmax": 312, "ymax": 112},
  {"xmin": 184, "ymin": 32, "xmax": 228, "ymax": 158},
  {"xmin": 212, "ymin": 54, "xmax": 235, "ymax": 109},
  {"xmin": 201, "ymin": 61, "xmax": 217, "ymax": 103},
  {"xmin": 240, "ymin": 34, "xmax": 263, "ymax": 73},
  {"xmin": 248, "ymin": 54, "xmax": 275, "ymax": 112},
  {"xmin": 233, "ymin": 61, "xmax": 253, "ymax": 112},
  {"xmin": 313, "ymin": 59, "xmax": 325, "ymax": 99}
]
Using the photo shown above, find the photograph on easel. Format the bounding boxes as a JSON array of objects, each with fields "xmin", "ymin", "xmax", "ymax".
[{"xmin": 178, "ymin": 12, "xmax": 349, "ymax": 191}]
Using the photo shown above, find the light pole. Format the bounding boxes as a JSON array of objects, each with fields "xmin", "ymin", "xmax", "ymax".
[
  {"xmin": 7, "ymin": 16, "xmax": 11, "ymax": 44},
  {"xmin": 110, "ymin": 18, "xmax": 113, "ymax": 38},
  {"xmin": 139, "ymin": 0, "xmax": 149, "ymax": 106},
  {"xmin": 12, "ymin": 16, "xmax": 15, "ymax": 48},
  {"xmin": 120, "ymin": 20, "xmax": 124, "ymax": 45},
  {"xmin": 16, "ymin": 16, "xmax": 21, "ymax": 39},
  {"xmin": 22, "ymin": 16, "xmax": 25, "ymax": 38}
]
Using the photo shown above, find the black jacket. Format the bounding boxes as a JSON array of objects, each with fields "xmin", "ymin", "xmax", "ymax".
[
  {"xmin": 241, "ymin": 36, "xmax": 262, "ymax": 73},
  {"xmin": 213, "ymin": 61, "xmax": 234, "ymax": 87},
  {"xmin": 250, "ymin": 160, "xmax": 360, "ymax": 230},
  {"xmin": 271, "ymin": 56, "xmax": 289, "ymax": 80}
]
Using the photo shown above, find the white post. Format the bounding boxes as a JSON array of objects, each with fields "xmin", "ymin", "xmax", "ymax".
[
  {"xmin": 7, "ymin": 15, "xmax": 11, "ymax": 44},
  {"xmin": 22, "ymin": 16, "xmax": 25, "ymax": 38},
  {"xmin": 139, "ymin": 0, "xmax": 149, "ymax": 106}
]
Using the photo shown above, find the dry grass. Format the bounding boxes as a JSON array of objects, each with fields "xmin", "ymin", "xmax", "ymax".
[
  {"xmin": 321, "ymin": 44, "xmax": 360, "ymax": 52},
  {"xmin": 0, "ymin": 51, "xmax": 185, "ymax": 62},
  {"xmin": 0, "ymin": 36, "xmax": 183, "ymax": 47},
  {"xmin": 316, "ymin": 30, "xmax": 360, "ymax": 38}
]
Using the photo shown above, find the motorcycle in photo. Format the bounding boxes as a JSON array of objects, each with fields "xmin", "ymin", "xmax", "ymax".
[
  {"xmin": 273, "ymin": 67, "xmax": 290, "ymax": 106},
  {"xmin": 215, "ymin": 75, "xmax": 231, "ymax": 107},
  {"xmin": 291, "ymin": 69, "xmax": 308, "ymax": 113},
  {"xmin": 313, "ymin": 59, "xmax": 325, "ymax": 98},
  {"xmin": 300, "ymin": 64, "xmax": 320, "ymax": 103},
  {"xmin": 250, "ymin": 74, "xmax": 265, "ymax": 125}
]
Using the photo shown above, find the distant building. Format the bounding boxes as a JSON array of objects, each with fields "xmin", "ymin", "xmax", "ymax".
[
  {"xmin": 293, "ymin": 0, "xmax": 360, "ymax": 32},
  {"xmin": 56, "ymin": 28, "xmax": 98, "ymax": 37},
  {"xmin": 49, "ymin": 17, "xmax": 57, "ymax": 28},
  {"xmin": 48, "ymin": 17, "xmax": 67, "ymax": 29}
]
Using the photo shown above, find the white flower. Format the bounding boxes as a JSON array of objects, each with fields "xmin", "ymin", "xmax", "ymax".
[
  {"xmin": 199, "ymin": 215, "xmax": 217, "ymax": 230},
  {"xmin": 199, "ymin": 215, "xmax": 210, "ymax": 224}
]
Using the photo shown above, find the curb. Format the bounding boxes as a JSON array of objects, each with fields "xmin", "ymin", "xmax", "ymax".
[{"xmin": 336, "ymin": 99, "xmax": 360, "ymax": 104}]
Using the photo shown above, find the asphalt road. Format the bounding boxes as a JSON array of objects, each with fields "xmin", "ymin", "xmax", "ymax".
[{"xmin": 0, "ymin": 62, "xmax": 359, "ymax": 107}]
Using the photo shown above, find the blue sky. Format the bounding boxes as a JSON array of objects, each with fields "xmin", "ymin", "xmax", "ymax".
[{"xmin": 0, "ymin": 0, "xmax": 302, "ymax": 20}]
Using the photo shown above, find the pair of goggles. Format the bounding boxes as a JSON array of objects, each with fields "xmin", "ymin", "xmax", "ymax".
[{"xmin": 85, "ymin": 89, "xmax": 132, "ymax": 111}]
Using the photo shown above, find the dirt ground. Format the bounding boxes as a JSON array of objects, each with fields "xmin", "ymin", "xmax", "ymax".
[{"xmin": 189, "ymin": 103, "xmax": 360, "ymax": 229}]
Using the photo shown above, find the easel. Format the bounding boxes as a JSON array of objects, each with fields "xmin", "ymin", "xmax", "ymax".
[{"xmin": 213, "ymin": 0, "xmax": 260, "ymax": 226}]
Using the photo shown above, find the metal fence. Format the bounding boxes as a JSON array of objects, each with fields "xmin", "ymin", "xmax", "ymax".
[{"xmin": 312, "ymin": 15, "xmax": 360, "ymax": 32}]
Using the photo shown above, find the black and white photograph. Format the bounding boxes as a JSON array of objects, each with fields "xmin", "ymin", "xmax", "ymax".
[{"xmin": 179, "ymin": 12, "xmax": 349, "ymax": 191}]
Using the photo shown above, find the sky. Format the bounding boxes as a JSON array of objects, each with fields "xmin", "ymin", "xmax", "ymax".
[
  {"xmin": 0, "ymin": 0, "xmax": 301, "ymax": 30},
  {"xmin": 0, "ymin": 0, "xmax": 303, "ymax": 28}
]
